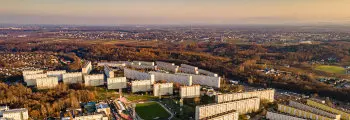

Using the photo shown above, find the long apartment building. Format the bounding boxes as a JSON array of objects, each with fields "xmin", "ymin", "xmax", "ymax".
[
  {"xmin": 203, "ymin": 110, "xmax": 239, "ymax": 120},
  {"xmin": 277, "ymin": 104, "xmax": 337, "ymax": 120},
  {"xmin": 195, "ymin": 97, "xmax": 260, "ymax": 120},
  {"xmin": 216, "ymin": 89, "xmax": 275, "ymax": 103},
  {"xmin": 306, "ymin": 99, "xmax": 350, "ymax": 120},
  {"xmin": 266, "ymin": 111, "xmax": 306, "ymax": 120},
  {"xmin": 289, "ymin": 101, "xmax": 340, "ymax": 120}
]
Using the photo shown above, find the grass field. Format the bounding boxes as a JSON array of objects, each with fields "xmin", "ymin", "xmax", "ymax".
[
  {"xmin": 136, "ymin": 102, "xmax": 170, "ymax": 120},
  {"xmin": 315, "ymin": 65, "xmax": 346, "ymax": 74}
]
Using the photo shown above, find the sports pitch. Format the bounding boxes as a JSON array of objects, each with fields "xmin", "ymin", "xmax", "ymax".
[
  {"xmin": 135, "ymin": 102, "xmax": 170, "ymax": 120},
  {"xmin": 315, "ymin": 65, "xmax": 346, "ymax": 74}
]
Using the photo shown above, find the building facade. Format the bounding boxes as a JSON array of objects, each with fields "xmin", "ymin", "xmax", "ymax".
[
  {"xmin": 46, "ymin": 70, "xmax": 66, "ymax": 81},
  {"xmin": 180, "ymin": 85, "xmax": 201, "ymax": 98},
  {"xmin": 289, "ymin": 101, "xmax": 340, "ymax": 120},
  {"xmin": 36, "ymin": 77, "xmax": 59, "ymax": 89},
  {"xmin": 131, "ymin": 80, "xmax": 152, "ymax": 93},
  {"xmin": 178, "ymin": 73, "xmax": 221, "ymax": 88},
  {"xmin": 124, "ymin": 68, "xmax": 155, "ymax": 83},
  {"xmin": 22, "ymin": 70, "xmax": 43, "ymax": 76},
  {"xmin": 150, "ymin": 71, "xmax": 192, "ymax": 86},
  {"xmin": 104, "ymin": 65, "xmax": 114, "ymax": 78},
  {"xmin": 153, "ymin": 83, "xmax": 173, "ymax": 96},
  {"xmin": 215, "ymin": 89, "xmax": 275, "ymax": 103},
  {"xmin": 206, "ymin": 110, "xmax": 239, "ymax": 120},
  {"xmin": 306, "ymin": 99, "xmax": 350, "ymax": 120},
  {"xmin": 82, "ymin": 61, "xmax": 92, "ymax": 74},
  {"xmin": 73, "ymin": 114, "xmax": 108, "ymax": 120},
  {"xmin": 62, "ymin": 72, "xmax": 83, "ymax": 84},
  {"xmin": 2, "ymin": 108, "xmax": 29, "ymax": 120},
  {"xmin": 23, "ymin": 73, "xmax": 47, "ymax": 86},
  {"xmin": 84, "ymin": 74, "xmax": 104, "ymax": 86},
  {"xmin": 266, "ymin": 111, "xmax": 306, "ymax": 120},
  {"xmin": 278, "ymin": 104, "xmax": 337, "ymax": 120},
  {"xmin": 107, "ymin": 77, "xmax": 127, "ymax": 89},
  {"xmin": 195, "ymin": 97, "xmax": 260, "ymax": 120}
]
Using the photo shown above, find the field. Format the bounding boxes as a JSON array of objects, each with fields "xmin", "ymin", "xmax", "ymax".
[
  {"xmin": 315, "ymin": 65, "xmax": 346, "ymax": 74},
  {"xmin": 135, "ymin": 102, "xmax": 170, "ymax": 120}
]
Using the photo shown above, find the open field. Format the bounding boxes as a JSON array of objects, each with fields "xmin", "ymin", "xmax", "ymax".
[
  {"xmin": 135, "ymin": 102, "xmax": 170, "ymax": 120},
  {"xmin": 315, "ymin": 65, "xmax": 346, "ymax": 74}
]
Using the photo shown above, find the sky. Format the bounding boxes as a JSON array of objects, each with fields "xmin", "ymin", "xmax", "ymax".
[{"xmin": 1, "ymin": 0, "xmax": 350, "ymax": 25}]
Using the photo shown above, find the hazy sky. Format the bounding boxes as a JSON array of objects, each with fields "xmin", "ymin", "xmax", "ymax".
[{"xmin": 1, "ymin": 0, "xmax": 350, "ymax": 25}]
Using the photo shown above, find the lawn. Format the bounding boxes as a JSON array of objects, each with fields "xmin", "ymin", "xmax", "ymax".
[
  {"xmin": 125, "ymin": 94, "xmax": 157, "ymax": 102},
  {"xmin": 315, "ymin": 65, "xmax": 346, "ymax": 74},
  {"xmin": 136, "ymin": 102, "xmax": 170, "ymax": 120}
]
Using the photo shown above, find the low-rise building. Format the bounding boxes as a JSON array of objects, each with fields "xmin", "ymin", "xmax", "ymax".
[{"xmin": 96, "ymin": 102, "xmax": 111, "ymax": 117}]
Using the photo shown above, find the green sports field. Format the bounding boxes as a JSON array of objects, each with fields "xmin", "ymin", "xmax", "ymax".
[
  {"xmin": 135, "ymin": 102, "xmax": 170, "ymax": 120},
  {"xmin": 315, "ymin": 65, "xmax": 346, "ymax": 74}
]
